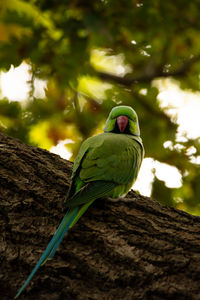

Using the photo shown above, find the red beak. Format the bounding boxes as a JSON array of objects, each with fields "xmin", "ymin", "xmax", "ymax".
[{"xmin": 117, "ymin": 116, "xmax": 129, "ymax": 132}]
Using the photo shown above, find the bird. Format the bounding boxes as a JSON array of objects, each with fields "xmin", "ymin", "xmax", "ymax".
[{"xmin": 15, "ymin": 105, "xmax": 144, "ymax": 298}]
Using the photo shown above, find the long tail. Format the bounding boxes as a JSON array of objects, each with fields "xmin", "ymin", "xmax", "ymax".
[
  {"xmin": 15, "ymin": 207, "xmax": 78, "ymax": 299},
  {"xmin": 48, "ymin": 199, "xmax": 94, "ymax": 259}
]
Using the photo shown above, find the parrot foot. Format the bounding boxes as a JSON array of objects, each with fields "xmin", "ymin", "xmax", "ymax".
[{"xmin": 107, "ymin": 197, "xmax": 124, "ymax": 202}]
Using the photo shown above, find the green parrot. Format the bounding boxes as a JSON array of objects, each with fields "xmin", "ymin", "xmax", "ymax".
[{"xmin": 15, "ymin": 105, "xmax": 144, "ymax": 298}]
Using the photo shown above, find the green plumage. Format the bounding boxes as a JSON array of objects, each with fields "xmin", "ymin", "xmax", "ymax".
[
  {"xmin": 66, "ymin": 133, "xmax": 143, "ymax": 206},
  {"xmin": 15, "ymin": 105, "xmax": 144, "ymax": 298}
]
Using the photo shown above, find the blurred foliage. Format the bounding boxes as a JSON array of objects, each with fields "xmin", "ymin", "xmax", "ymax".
[{"xmin": 0, "ymin": 0, "xmax": 200, "ymax": 214}]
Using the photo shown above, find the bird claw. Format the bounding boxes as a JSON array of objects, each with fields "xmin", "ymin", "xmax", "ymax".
[{"xmin": 107, "ymin": 197, "xmax": 123, "ymax": 202}]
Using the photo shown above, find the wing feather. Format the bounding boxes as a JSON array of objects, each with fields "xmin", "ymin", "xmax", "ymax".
[
  {"xmin": 66, "ymin": 132, "xmax": 143, "ymax": 205},
  {"xmin": 65, "ymin": 181, "xmax": 117, "ymax": 207},
  {"xmin": 79, "ymin": 133, "xmax": 143, "ymax": 185}
]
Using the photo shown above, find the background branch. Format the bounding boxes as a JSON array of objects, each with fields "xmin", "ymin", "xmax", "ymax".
[{"xmin": 96, "ymin": 54, "xmax": 200, "ymax": 86}]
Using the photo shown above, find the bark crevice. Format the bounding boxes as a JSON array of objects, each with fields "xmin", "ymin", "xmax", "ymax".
[{"xmin": 0, "ymin": 132, "xmax": 200, "ymax": 300}]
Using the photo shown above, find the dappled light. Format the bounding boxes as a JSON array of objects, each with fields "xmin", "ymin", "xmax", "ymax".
[{"xmin": 0, "ymin": 0, "xmax": 200, "ymax": 214}]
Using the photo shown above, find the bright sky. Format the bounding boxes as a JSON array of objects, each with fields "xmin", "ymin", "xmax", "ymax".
[
  {"xmin": 154, "ymin": 78, "xmax": 200, "ymax": 139},
  {"xmin": 0, "ymin": 62, "xmax": 46, "ymax": 101},
  {"xmin": 134, "ymin": 78, "xmax": 200, "ymax": 195},
  {"xmin": 0, "ymin": 63, "xmax": 199, "ymax": 196}
]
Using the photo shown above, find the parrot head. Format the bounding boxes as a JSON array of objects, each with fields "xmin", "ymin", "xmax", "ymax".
[{"xmin": 104, "ymin": 106, "xmax": 140, "ymax": 136}]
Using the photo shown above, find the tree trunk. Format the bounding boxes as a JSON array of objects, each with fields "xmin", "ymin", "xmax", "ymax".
[{"xmin": 0, "ymin": 132, "xmax": 200, "ymax": 300}]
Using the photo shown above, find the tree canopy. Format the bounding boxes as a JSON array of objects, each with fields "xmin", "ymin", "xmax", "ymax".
[{"xmin": 0, "ymin": 0, "xmax": 200, "ymax": 214}]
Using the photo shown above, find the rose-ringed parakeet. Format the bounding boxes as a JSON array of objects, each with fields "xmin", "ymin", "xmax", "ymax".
[{"xmin": 15, "ymin": 105, "xmax": 144, "ymax": 298}]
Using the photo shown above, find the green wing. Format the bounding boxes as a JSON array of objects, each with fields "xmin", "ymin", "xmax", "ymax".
[
  {"xmin": 65, "ymin": 132, "xmax": 143, "ymax": 206},
  {"xmin": 65, "ymin": 180, "xmax": 117, "ymax": 207},
  {"xmin": 79, "ymin": 133, "xmax": 143, "ymax": 185}
]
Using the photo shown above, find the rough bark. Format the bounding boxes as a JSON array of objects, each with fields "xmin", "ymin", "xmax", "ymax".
[{"xmin": 0, "ymin": 131, "xmax": 200, "ymax": 300}]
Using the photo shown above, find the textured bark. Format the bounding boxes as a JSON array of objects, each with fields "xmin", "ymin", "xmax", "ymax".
[{"xmin": 0, "ymin": 131, "xmax": 200, "ymax": 300}]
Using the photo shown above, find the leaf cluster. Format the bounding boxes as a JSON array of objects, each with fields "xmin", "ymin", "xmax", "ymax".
[{"xmin": 0, "ymin": 0, "xmax": 200, "ymax": 214}]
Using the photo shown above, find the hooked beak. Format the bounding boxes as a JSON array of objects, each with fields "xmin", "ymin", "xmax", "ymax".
[{"xmin": 117, "ymin": 116, "xmax": 129, "ymax": 132}]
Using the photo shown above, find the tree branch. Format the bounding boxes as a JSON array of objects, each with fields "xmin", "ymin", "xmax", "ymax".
[
  {"xmin": 96, "ymin": 54, "xmax": 200, "ymax": 86},
  {"xmin": 1, "ymin": 132, "xmax": 200, "ymax": 300}
]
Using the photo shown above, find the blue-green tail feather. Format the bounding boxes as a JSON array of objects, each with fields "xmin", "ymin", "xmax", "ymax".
[
  {"xmin": 47, "ymin": 217, "xmax": 74, "ymax": 259},
  {"xmin": 48, "ymin": 199, "xmax": 94, "ymax": 259},
  {"xmin": 15, "ymin": 207, "xmax": 78, "ymax": 299}
]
